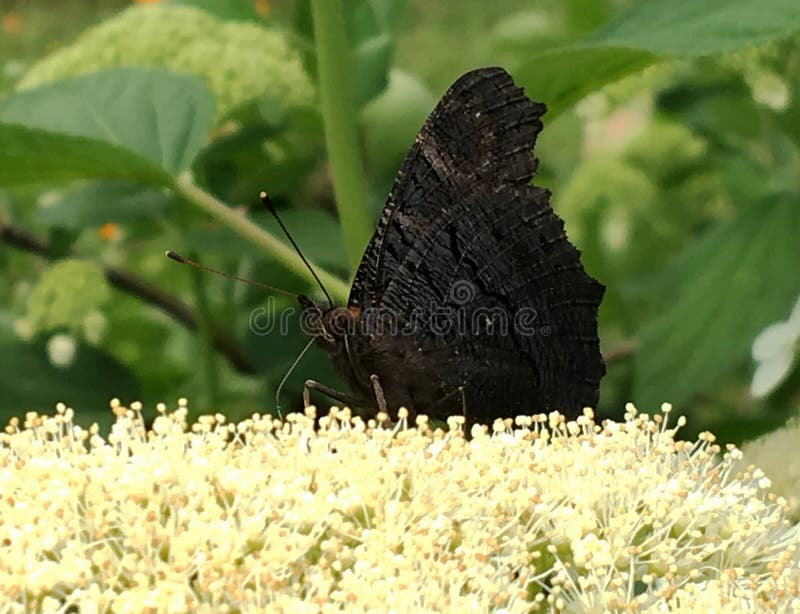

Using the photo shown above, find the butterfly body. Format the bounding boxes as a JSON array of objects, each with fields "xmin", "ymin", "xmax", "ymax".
[{"xmin": 302, "ymin": 67, "xmax": 604, "ymax": 423}]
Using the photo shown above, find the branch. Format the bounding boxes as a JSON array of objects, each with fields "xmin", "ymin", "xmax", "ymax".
[{"xmin": 0, "ymin": 222, "xmax": 258, "ymax": 375}]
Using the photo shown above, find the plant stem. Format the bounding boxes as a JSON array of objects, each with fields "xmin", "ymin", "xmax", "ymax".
[
  {"xmin": 174, "ymin": 174, "xmax": 349, "ymax": 303},
  {"xmin": 310, "ymin": 0, "xmax": 373, "ymax": 272}
]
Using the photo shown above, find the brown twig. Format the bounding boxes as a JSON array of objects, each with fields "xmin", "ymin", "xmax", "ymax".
[{"xmin": 0, "ymin": 222, "xmax": 258, "ymax": 374}]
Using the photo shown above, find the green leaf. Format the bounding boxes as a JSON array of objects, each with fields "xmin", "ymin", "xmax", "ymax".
[
  {"xmin": 0, "ymin": 67, "xmax": 214, "ymax": 175},
  {"xmin": 0, "ymin": 341, "xmax": 139, "ymax": 431},
  {"xmin": 294, "ymin": 0, "xmax": 407, "ymax": 107},
  {"xmin": 587, "ymin": 0, "xmax": 800, "ymax": 56},
  {"xmin": 37, "ymin": 181, "xmax": 172, "ymax": 229},
  {"xmin": 0, "ymin": 122, "xmax": 171, "ymax": 187},
  {"xmin": 515, "ymin": 46, "xmax": 656, "ymax": 119},
  {"xmin": 633, "ymin": 194, "xmax": 800, "ymax": 409},
  {"xmin": 516, "ymin": 0, "xmax": 800, "ymax": 120},
  {"xmin": 347, "ymin": 0, "xmax": 408, "ymax": 106}
]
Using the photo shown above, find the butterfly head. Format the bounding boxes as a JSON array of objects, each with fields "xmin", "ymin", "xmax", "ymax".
[{"xmin": 298, "ymin": 295, "xmax": 358, "ymax": 350}]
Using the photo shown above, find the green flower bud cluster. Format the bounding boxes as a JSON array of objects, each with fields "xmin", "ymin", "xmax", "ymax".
[{"xmin": 19, "ymin": 6, "xmax": 315, "ymax": 120}]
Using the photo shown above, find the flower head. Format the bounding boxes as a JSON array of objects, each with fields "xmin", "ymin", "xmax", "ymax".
[{"xmin": 1, "ymin": 402, "xmax": 798, "ymax": 611}]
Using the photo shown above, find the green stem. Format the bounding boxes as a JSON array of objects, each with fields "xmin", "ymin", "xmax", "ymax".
[
  {"xmin": 173, "ymin": 174, "xmax": 349, "ymax": 304},
  {"xmin": 311, "ymin": 0, "xmax": 373, "ymax": 272}
]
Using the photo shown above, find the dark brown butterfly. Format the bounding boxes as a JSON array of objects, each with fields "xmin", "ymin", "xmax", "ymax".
[{"xmin": 298, "ymin": 66, "xmax": 604, "ymax": 424}]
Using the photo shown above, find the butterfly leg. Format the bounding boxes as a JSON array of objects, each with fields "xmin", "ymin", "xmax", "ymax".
[
  {"xmin": 303, "ymin": 379, "xmax": 363, "ymax": 409},
  {"xmin": 369, "ymin": 374, "xmax": 387, "ymax": 413}
]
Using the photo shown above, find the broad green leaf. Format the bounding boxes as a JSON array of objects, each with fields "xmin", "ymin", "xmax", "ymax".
[
  {"xmin": 588, "ymin": 0, "xmax": 800, "ymax": 56},
  {"xmin": 0, "ymin": 122, "xmax": 171, "ymax": 186},
  {"xmin": 0, "ymin": 341, "xmax": 140, "ymax": 431},
  {"xmin": 633, "ymin": 194, "xmax": 800, "ymax": 409},
  {"xmin": 0, "ymin": 67, "xmax": 214, "ymax": 175},
  {"xmin": 37, "ymin": 181, "xmax": 172, "ymax": 229},
  {"xmin": 516, "ymin": 0, "xmax": 800, "ymax": 120},
  {"xmin": 515, "ymin": 46, "xmax": 656, "ymax": 119}
]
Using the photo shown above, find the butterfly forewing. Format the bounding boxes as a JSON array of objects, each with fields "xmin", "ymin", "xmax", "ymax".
[{"xmin": 349, "ymin": 67, "xmax": 544, "ymax": 310}]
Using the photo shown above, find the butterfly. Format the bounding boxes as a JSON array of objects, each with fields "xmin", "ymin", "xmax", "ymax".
[{"xmin": 299, "ymin": 66, "xmax": 605, "ymax": 424}]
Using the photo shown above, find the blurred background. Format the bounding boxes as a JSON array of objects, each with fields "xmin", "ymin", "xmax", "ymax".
[{"xmin": 0, "ymin": 0, "xmax": 799, "ymax": 449}]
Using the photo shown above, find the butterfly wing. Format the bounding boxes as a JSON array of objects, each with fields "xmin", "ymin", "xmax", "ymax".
[
  {"xmin": 349, "ymin": 66, "xmax": 543, "ymax": 310},
  {"xmin": 350, "ymin": 67, "xmax": 604, "ymax": 417}
]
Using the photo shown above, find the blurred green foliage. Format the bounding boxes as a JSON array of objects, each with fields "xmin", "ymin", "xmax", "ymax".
[{"xmin": 0, "ymin": 0, "xmax": 799, "ymax": 444}]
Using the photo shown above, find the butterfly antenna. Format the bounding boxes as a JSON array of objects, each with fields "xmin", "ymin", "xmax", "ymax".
[
  {"xmin": 275, "ymin": 336, "xmax": 316, "ymax": 419},
  {"xmin": 165, "ymin": 250, "xmax": 299, "ymax": 299},
  {"xmin": 260, "ymin": 192, "xmax": 335, "ymax": 309}
]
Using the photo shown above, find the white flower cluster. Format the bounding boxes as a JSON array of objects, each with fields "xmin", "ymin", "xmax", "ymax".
[{"xmin": 1, "ymin": 401, "xmax": 798, "ymax": 612}]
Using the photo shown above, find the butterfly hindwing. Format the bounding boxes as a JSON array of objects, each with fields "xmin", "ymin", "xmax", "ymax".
[{"xmin": 378, "ymin": 180, "xmax": 604, "ymax": 416}]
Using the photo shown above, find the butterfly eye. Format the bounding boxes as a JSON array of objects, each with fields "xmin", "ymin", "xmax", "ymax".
[{"xmin": 538, "ymin": 234, "xmax": 553, "ymax": 252}]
